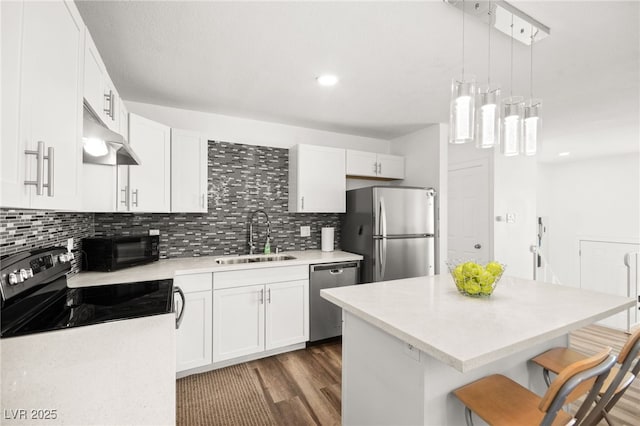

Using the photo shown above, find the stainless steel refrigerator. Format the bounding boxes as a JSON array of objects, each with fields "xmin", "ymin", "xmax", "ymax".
[{"xmin": 340, "ymin": 186, "xmax": 435, "ymax": 283}]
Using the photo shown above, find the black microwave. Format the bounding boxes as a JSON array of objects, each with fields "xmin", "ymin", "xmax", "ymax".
[{"xmin": 82, "ymin": 235, "xmax": 160, "ymax": 272}]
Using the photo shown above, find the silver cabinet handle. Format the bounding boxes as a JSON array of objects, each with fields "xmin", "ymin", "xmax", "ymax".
[
  {"xmin": 267, "ymin": 288, "xmax": 271, "ymax": 303},
  {"xmin": 24, "ymin": 142, "xmax": 53, "ymax": 196},
  {"xmin": 120, "ymin": 186, "xmax": 128, "ymax": 205},
  {"xmin": 45, "ymin": 146, "xmax": 54, "ymax": 196},
  {"xmin": 378, "ymin": 162, "xmax": 382, "ymax": 174},
  {"xmin": 104, "ymin": 90, "xmax": 114, "ymax": 119},
  {"xmin": 24, "ymin": 141, "xmax": 45, "ymax": 195},
  {"xmin": 174, "ymin": 286, "xmax": 186, "ymax": 329},
  {"xmin": 259, "ymin": 288, "xmax": 264, "ymax": 304},
  {"xmin": 373, "ymin": 162, "xmax": 378, "ymax": 173},
  {"xmin": 132, "ymin": 189, "xmax": 139, "ymax": 207},
  {"xmin": 301, "ymin": 196, "xmax": 304, "ymax": 211},
  {"xmin": 202, "ymin": 193, "xmax": 205, "ymax": 208}
]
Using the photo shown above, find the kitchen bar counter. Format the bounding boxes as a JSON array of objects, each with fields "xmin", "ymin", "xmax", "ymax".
[
  {"xmin": 321, "ymin": 275, "xmax": 635, "ymax": 425},
  {"xmin": 68, "ymin": 250, "xmax": 362, "ymax": 287}
]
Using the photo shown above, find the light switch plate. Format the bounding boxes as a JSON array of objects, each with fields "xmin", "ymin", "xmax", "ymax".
[
  {"xmin": 67, "ymin": 238, "xmax": 74, "ymax": 253},
  {"xmin": 300, "ymin": 226, "xmax": 311, "ymax": 237},
  {"xmin": 506, "ymin": 213, "xmax": 516, "ymax": 223}
]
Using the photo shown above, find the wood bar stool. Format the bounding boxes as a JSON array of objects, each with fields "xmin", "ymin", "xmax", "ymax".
[
  {"xmin": 531, "ymin": 328, "xmax": 640, "ymax": 425},
  {"xmin": 453, "ymin": 348, "xmax": 616, "ymax": 426}
]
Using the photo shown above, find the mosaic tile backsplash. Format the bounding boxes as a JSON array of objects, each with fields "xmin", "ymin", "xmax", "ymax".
[
  {"xmin": 93, "ymin": 141, "xmax": 342, "ymax": 258},
  {"xmin": 0, "ymin": 209, "xmax": 94, "ymax": 275}
]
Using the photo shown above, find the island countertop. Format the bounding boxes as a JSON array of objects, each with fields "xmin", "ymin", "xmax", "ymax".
[{"xmin": 321, "ymin": 274, "xmax": 635, "ymax": 372}]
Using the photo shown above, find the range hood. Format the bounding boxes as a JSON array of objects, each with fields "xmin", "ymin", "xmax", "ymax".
[{"xmin": 82, "ymin": 103, "xmax": 140, "ymax": 166}]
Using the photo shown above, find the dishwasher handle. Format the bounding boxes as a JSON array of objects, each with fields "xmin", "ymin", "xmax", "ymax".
[{"xmin": 311, "ymin": 262, "xmax": 359, "ymax": 272}]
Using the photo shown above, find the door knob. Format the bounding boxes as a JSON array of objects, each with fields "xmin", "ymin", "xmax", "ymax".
[{"xmin": 474, "ymin": 244, "xmax": 482, "ymax": 249}]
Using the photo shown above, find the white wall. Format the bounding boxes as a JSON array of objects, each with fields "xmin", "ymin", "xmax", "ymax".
[
  {"xmin": 537, "ymin": 154, "xmax": 640, "ymax": 288},
  {"xmin": 125, "ymin": 101, "xmax": 390, "ymax": 152},
  {"xmin": 493, "ymin": 153, "xmax": 537, "ymax": 280},
  {"xmin": 390, "ymin": 124, "xmax": 448, "ymax": 274}
]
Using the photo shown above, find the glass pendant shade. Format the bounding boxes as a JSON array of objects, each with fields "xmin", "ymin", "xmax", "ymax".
[
  {"xmin": 523, "ymin": 100, "xmax": 541, "ymax": 156},
  {"xmin": 501, "ymin": 96, "xmax": 524, "ymax": 156},
  {"xmin": 475, "ymin": 86, "xmax": 501, "ymax": 148},
  {"xmin": 449, "ymin": 76, "xmax": 476, "ymax": 144}
]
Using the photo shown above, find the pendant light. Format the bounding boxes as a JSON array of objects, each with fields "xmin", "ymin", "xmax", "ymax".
[
  {"xmin": 449, "ymin": 0, "xmax": 476, "ymax": 144},
  {"xmin": 501, "ymin": 14, "xmax": 524, "ymax": 157},
  {"xmin": 475, "ymin": 2, "xmax": 500, "ymax": 149},
  {"xmin": 523, "ymin": 28, "xmax": 541, "ymax": 156}
]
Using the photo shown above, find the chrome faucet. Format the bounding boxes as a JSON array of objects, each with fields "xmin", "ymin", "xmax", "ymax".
[{"xmin": 248, "ymin": 209, "xmax": 271, "ymax": 255}]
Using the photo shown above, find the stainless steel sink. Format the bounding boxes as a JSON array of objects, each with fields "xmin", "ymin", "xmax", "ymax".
[
  {"xmin": 250, "ymin": 255, "xmax": 296, "ymax": 262},
  {"xmin": 215, "ymin": 255, "xmax": 296, "ymax": 264}
]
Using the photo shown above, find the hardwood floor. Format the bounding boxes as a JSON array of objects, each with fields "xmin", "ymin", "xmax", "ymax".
[
  {"xmin": 180, "ymin": 326, "xmax": 639, "ymax": 425},
  {"xmin": 247, "ymin": 340, "xmax": 342, "ymax": 426}
]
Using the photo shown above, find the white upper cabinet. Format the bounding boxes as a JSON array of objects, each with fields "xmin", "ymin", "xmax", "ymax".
[
  {"xmin": 1, "ymin": 0, "xmax": 83, "ymax": 210},
  {"xmin": 171, "ymin": 129, "xmax": 208, "ymax": 213},
  {"xmin": 289, "ymin": 144, "xmax": 346, "ymax": 213},
  {"xmin": 126, "ymin": 113, "xmax": 171, "ymax": 212},
  {"xmin": 83, "ymin": 30, "xmax": 119, "ymax": 132},
  {"xmin": 346, "ymin": 149, "xmax": 405, "ymax": 180}
]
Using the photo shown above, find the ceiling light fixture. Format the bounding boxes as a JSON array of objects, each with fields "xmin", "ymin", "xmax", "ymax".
[
  {"xmin": 316, "ymin": 74, "xmax": 338, "ymax": 87},
  {"xmin": 82, "ymin": 137, "xmax": 109, "ymax": 157},
  {"xmin": 475, "ymin": 1, "xmax": 500, "ymax": 149},
  {"xmin": 449, "ymin": 0, "xmax": 476, "ymax": 144},
  {"xmin": 445, "ymin": 0, "xmax": 549, "ymax": 158},
  {"xmin": 501, "ymin": 13, "xmax": 524, "ymax": 157}
]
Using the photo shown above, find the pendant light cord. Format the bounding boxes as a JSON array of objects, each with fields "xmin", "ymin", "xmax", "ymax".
[
  {"xmin": 462, "ymin": 0, "xmax": 466, "ymax": 80},
  {"xmin": 509, "ymin": 14, "xmax": 514, "ymax": 97},
  {"xmin": 487, "ymin": 1, "xmax": 492, "ymax": 87}
]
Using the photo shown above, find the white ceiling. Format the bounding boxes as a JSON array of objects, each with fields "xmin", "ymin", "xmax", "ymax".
[{"xmin": 76, "ymin": 1, "xmax": 639, "ymax": 163}]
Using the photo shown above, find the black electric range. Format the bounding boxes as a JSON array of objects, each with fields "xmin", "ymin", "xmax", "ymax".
[{"xmin": 1, "ymin": 247, "xmax": 178, "ymax": 338}]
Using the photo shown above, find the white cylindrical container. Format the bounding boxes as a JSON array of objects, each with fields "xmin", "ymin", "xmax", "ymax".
[{"xmin": 321, "ymin": 227, "xmax": 335, "ymax": 252}]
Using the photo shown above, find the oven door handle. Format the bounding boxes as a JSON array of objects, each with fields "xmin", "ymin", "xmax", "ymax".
[{"xmin": 174, "ymin": 286, "xmax": 186, "ymax": 329}]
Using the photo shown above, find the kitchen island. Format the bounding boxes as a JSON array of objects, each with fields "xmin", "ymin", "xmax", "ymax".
[{"xmin": 321, "ymin": 275, "xmax": 635, "ymax": 426}]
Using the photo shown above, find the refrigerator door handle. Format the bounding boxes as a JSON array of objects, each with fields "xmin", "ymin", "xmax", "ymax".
[
  {"xmin": 378, "ymin": 196, "xmax": 388, "ymax": 280},
  {"xmin": 381, "ymin": 237, "xmax": 387, "ymax": 280},
  {"xmin": 380, "ymin": 196, "xmax": 387, "ymax": 238}
]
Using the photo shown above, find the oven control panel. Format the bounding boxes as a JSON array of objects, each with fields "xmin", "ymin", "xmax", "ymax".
[{"xmin": 1, "ymin": 247, "xmax": 72, "ymax": 304}]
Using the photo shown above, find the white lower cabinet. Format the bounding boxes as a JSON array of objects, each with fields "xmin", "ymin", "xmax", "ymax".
[
  {"xmin": 212, "ymin": 268, "xmax": 309, "ymax": 363},
  {"xmin": 175, "ymin": 273, "xmax": 213, "ymax": 373}
]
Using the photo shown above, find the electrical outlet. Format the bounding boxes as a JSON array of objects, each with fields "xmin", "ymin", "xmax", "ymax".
[
  {"xmin": 149, "ymin": 229, "xmax": 160, "ymax": 236},
  {"xmin": 67, "ymin": 238, "xmax": 74, "ymax": 253},
  {"xmin": 506, "ymin": 213, "xmax": 516, "ymax": 223},
  {"xmin": 300, "ymin": 226, "xmax": 311, "ymax": 237}
]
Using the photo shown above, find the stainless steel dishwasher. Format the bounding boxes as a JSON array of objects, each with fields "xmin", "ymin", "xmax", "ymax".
[{"xmin": 309, "ymin": 261, "xmax": 360, "ymax": 342}]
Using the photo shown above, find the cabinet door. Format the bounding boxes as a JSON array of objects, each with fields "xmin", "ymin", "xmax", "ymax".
[
  {"xmin": 265, "ymin": 280, "xmax": 309, "ymax": 350},
  {"xmin": 213, "ymin": 285, "xmax": 265, "ymax": 363},
  {"xmin": 171, "ymin": 129, "xmax": 208, "ymax": 213},
  {"xmin": 377, "ymin": 154, "xmax": 405, "ymax": 179},
  {"xmin": 346, "ymin": 150, "xmax": 378, "ymax": 177},
  {"xmin": 83, "ymin": 30, "xmax": 107, "ymax": 123},
  {"xmin": 119, "ymin": 99, "xmax": 128, "ymax": 137},
  {"xmin": 175, "ymin": 274, "xmax": 213, "ymax": 373},
  {"xmin": 21, "ymin": 0, "xmax": 83, "ymax": 210},
  {"xmin": 289, "ymin": 144, "xmax": 345, "ymax": 213},
  {"xmin": 128, "ymin": 113, "xmax": 171, "ymax": 212},
  {"xmin": 1, "ymin": 0, "xmax": 29, "ymax": 208}
]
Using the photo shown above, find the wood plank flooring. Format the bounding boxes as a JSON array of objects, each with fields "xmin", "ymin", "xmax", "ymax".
[
  {"xmin": 247, "ymin": 340, "xmax": 342, "ymax": 426},
  {"xmin": 179, "ymin": 326, "xmax": 639, "ymax": 425}
]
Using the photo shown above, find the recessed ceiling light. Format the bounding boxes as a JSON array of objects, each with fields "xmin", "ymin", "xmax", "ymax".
[
  {"xmin": 316, "ymin": 75, "xmax": 338, "ymax": 87},
  {"xmin": 558, "ymin": 152, "xmax": 571, "ymax": 157}
]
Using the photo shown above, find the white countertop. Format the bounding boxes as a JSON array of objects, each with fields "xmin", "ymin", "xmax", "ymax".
[
  {"xmin": 321, "ymin": 274, "xmax": 635, "ymax": 372},
  {"xmin": 68, "ymin": 250, "xmax": 362, "ymax": 287}
]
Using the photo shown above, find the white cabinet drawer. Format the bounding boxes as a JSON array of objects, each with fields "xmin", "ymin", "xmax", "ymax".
[
  {"xmin": 174, "ymin": 273, "xmax": 213, "ymax": 293},
  {"xmin": 213, "ymin": 265, "xmax": 308, "ymax": 290}
]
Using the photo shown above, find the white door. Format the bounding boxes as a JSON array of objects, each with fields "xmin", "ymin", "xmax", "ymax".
[
  {"xmin": 377, "ymin": 154, "xmax": 405, "ymax": 179},
  {"xmin": 128, "ymin": 113, "xmax": 171, "ymax": 212},
  {"xmin": 447, "ymin": 159, "xmax": 490, "ymax": 264},
  {"xmin": 171, "ymin": 129, "xmax": 208, "ymax": 213},
  {"xmin": 346, "ymin": 150, "xmax": 377, "ymax": 177},
  {"xmin": 580, "ymin": 240, "xmax": 640, "ymax": 330},
  {"xmin": 176, "ymin": 289, "xmax": 213, "ymax": 372},
  {"xmin": 213, "ymin": 285, "xmax": 265, "ymax": 362},
  {"xmin": 265, "ymin": 280, "xmax": 309, "ymax": 350}
]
